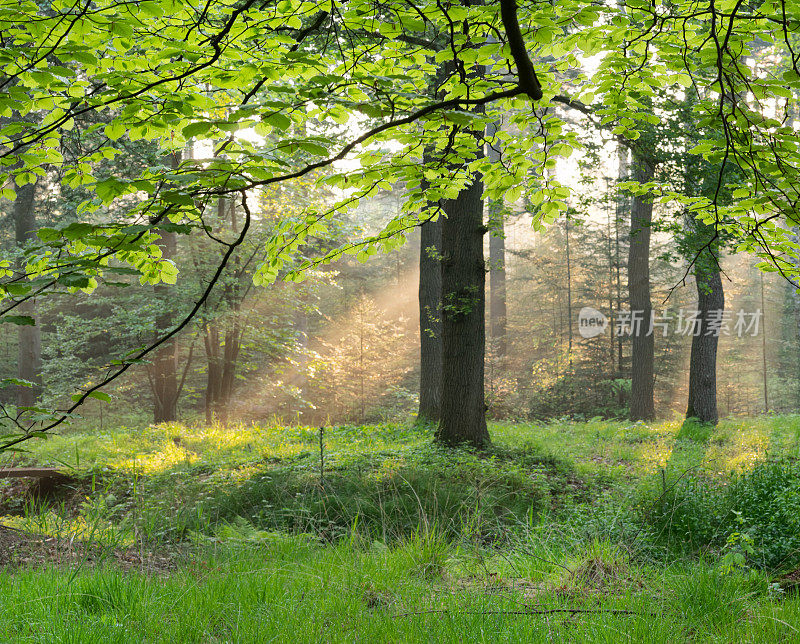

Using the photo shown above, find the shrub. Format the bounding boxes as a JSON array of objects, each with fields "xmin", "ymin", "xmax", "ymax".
[{"xmin": 645, "ymin": 458, "xmax": 800, "ymax": 572}]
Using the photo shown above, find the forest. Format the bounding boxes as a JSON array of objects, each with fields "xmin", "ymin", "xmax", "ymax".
[{"xmin": 1, "ymin": 0, "xmax": 800, "ymax": 641}]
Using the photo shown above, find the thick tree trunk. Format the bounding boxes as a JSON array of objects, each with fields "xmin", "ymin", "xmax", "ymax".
[
  {"xmin": 418, "ymin": 211, "xmax": 442, "ymax": 423},
  {"xmin": 486, "ymin": 121, "xmax": 507, "ymax": 358},
  {"xmin": 627, "ymin": 152, "xmax": 655, "ymax": 421},
  {"xmin": 14, "ymin": 180, "xmax": 41, "ymax": 407},
  {"xmin": 435, "ymin": 165, "xmax": 490, "ymax": 448},
  {"xmin": 686, "ymin": 260, "xmax": 723, "ymax": 424}
]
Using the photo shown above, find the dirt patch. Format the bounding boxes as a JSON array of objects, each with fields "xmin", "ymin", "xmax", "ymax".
[
  {"xmin": 0, "ymin": 524, "xmax": 179, "ymax": 573},
  {"xmin": 778, "ymin": 567, "xmax": 800, "ymax": 595},
  {"xmin": 0, "ymin": 474, "xmax": 87, "ymax": 516}
]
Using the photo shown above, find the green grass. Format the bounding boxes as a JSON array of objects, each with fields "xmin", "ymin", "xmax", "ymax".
[
  {"xmin": 2, "ymin": 415, "xmax": 800, "ymax": 641},
  {"xmin": 0, "ymin": 539, "xmax": 797, "ymax": 643}
]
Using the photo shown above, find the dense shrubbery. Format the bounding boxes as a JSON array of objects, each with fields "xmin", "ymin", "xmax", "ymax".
[{"xmin": 647, "ymin": 457, "xmax": 800, "ymax": 572}]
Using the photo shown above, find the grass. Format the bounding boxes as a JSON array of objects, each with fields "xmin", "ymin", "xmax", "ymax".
[
  {"xmin": 1, "ymin": 414, "xmax": 800, "ymax": 641},
  {"xmin": 0, "ymin": 540, "xmax": 797, "ymax": 643}
]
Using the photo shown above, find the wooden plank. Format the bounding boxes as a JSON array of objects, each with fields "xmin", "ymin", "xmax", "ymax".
[{"xmin": 0, "ymin": 468, "xmax": 68, "ymax": 479}]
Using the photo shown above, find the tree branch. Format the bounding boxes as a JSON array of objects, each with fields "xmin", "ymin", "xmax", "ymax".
[{"xmin": 499, "ymin": 0, "xmax": 543, "ymax": 100}]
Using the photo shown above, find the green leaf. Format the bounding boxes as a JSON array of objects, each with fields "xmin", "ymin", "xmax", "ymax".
[
  {"xmin": 264, "ymin": 113, "xmax": 291, "ymax": 130},
  {"xmin": 71, "ymin": 391, "xmax": 111, "ymax": 403},
  {"xmin": 182, "ymin": 121, "xmax": 213, "ymax": 138},
  {"xmin": 298, "ymin": 141, "xmax": 328, "ymax": 156}
]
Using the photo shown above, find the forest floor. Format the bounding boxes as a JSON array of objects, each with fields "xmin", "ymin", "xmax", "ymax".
[{"xmin": 0, "ymin": 415, "xmax": 798, "ymax": 642}]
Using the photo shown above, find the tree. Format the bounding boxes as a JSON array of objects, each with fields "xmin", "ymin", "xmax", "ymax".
[
  {"xmin": 627, "ymin": 151, "xmax": 656, "ymax": 421},
  {"xmin": 12, "ymin": 179, "xmax": 41, "ymax": 407},
  {"xmin": 417, "ymin": 181, "xmax": 443, "ymax": 423},
  {"xmin": 2, "ymin": 0, "xmax": 800, "ymax": 449},
  {"xmin": 435, "ymin": 156, "xmax": 490, "ymax": 447},
  {"xmin": 487, "ymin": 120, "xmax": 508, "ymax": 359},
  {"xmin": 150, "ymin": 151, "xmax": 182, "ymax": 423}
]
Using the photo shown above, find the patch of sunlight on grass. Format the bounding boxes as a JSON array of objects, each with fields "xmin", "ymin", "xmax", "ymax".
[
  {"xmin": 118, "ymin": 442, "xmax": 198, "ymax": 474},
  {"xmin": 704, "ymin": 423, "xmax": 769, "ymax": 474},
  {"xmin": 7, "ymin": 415, "xmax": 800, "ymax": 486},
  {"xmin": 0, "ymin": 510, "xmax": 132, "ymax": 547}
]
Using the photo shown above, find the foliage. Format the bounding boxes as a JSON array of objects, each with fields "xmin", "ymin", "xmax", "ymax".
[
  {"xmin": 0, "ymin": 417, "xmax": 798, "ymax": 638},
  {"xmin": 1, "ymin": 0, "xmax": 800, "ymax": 441},
  {"xmin": 647, "ymin": 457, "xmax": 800, "ymax": 572}
]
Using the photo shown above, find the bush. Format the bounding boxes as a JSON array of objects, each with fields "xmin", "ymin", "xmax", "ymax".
[{"xmin": 645, "ymin": 458, "xmax": 800, "ymax": 572}]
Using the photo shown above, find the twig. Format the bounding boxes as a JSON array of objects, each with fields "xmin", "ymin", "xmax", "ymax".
[{"xmin": 391, "ymin": 607, "xmax": 653, "ymax": 619}]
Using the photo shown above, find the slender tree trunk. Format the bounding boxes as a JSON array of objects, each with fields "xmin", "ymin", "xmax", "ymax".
[
  {"xmin": 792, "ymin": 229, "xmax": 800, "ymax": 408},
  {"xmin": 606, "ymin": 181, "xmax": 616, "ymax": 376},
  {"xmin": 14, "ymin": 180, "xmax": 41, "ymax": 407},
  {"xmin": 760, "ymin": 271, "xmax": 769, "ymax": 413},
  {"xmin": 152, "ymin": 225, "xmax": 178, "ymax": 422},
  {"xmin": 151, "ymin": 151, "xmax": 181, "ymax": 423},
  {"xmin": 616, "ymin": 145, "xmax": 628, "ymax": 405},
  {"xmin": 435, "ymin": 163, "xmax": 490, "ymax": 448},
  {"xmin": 628, "ymin": 152, "xmax": 655, "ymax": 420},
  {"xmin": 418, "ymin": 172, "xmax": 443, "ymax": 423},
  {"xmin": 486, "ymin": 121, "xmax": 507, "ymax": 358},
  {"xmin": 204, "ymin": 322, "xmax": 222, "ymax": 423},
  {"xmin": 216, "ymin": 321, "xmax": 241, "ymax": 425},
  {"xmin": 686, "ymin": 257, "xmax": 723, "ymax": 424},
  {"xmin": 565, "ymin": 216, "xmax": 573, "ymax": 364},
  {"xmin": 203, "ymin": 188, "xmax": 243, "ymax": 425}
]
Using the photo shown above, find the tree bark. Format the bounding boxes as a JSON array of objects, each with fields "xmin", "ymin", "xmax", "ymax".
[
  {"xmin": 418, "ymin": 206, "xmax": 442, "ymax": 423},
  {"xmin": 615, "ymin": 144, "xmax": 628, "ymax": 405},
  {"xmin": 14, "ymin": 180, "xmax": 41, "ymax": 407},
  {"xmin": 151, "ymin": 152, "xmax": 181, "ymax": 423},
  {"xmin": 204, "ymin": 322, "xmax": 222, "ymax": 423},
  {"xmin": 627, "ymin": 152, "xmax": 655, "ymax": 421},
  {"xmin": 686, "ymin": 257, "xmax": 723, "ymax": 424},
  {"xmin": 486, "ymin": 121, "xmax": 507, "ymax": 358},
  {"xmin": 203, "ymin": 191, "xmax": 243, "ymax": 425},
  {"xmin": 792, "ymin": 229, "xmax": 800, "ymax": 408},
  {"xmin": 435, "ymin": 161, "xmax": 490, "ymax": 448}
]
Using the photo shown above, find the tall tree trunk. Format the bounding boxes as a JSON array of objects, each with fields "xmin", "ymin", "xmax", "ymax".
[
  {"xmin": 628, "ymin": 152, "xmax": 655, "ymax": 420},
  {"xmin": 792, "ymin": 229, "xmax": 800, "ymax": 408},
  {"xmin": 204, "ymin": 322, "xmax": 222, "ymax": 424},
  {"xmin": 760, "ymin": 270, "xmax": 769, "ymax": 413},
  {"xmin": 435, "ymin": 164, "xmax": 490, "ymax": 448},
  {"xmin": 486, "ymin": 121, "xmax": 507, "ymax": 359},
  {"xmin": 14, "ymin": 180, "xmax": 41, "ymax": 407},
  {"xmin": 152, "ymin": 226, "xmax": 178, "ymax": 423},
  {"xmin": 151, "ymin": 151, "xmax": 181, "ymax": 423},
  {"xmin": 565, "ymin": 216, "xmax": 573, "ymax": 364},
  {"xmin": 616, "ymin": 144, "xmax": 628, "ymax": 405},
  {"xmin": 216, "ymin": 321, "xmax": 242, "ymax": 424},
  {"xmin": 686, "ymin": 253, "xmax": 723, "ymax": 423},
  {"xmin": 418, "ymin": 207, "xmax": 442, "ymax": 423},
  {"xmin": 203, "ymin": 189, "xmax": 243, "ymax": 425}
]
